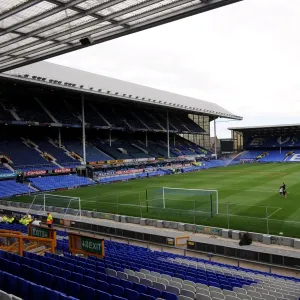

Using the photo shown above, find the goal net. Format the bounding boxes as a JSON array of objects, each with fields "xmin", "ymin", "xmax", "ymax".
[
  {"xmin": 28, "ymin": 193, "xmax": 81, "ymax": 220},
  {"xmin": 150, "ymin": 187, "xmax": 218, "ymax": 219}
]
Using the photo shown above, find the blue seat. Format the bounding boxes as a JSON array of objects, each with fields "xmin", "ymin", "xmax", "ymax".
[
  {"xmin": 95, "ymin": 290, "xmax": 111, "ymax": 300},
  {"xmin": 66, "ymin": 280, "xmax": 81, "ymax": 298},
  {"xmin": 135, "ymin": 283, "xmax": 147, "ymax": 294},
  {"xmin": 30, "ymin": 283, "xmax": 44, "ymax": 299},
  {"xmin": 72, "ymin": 272, "xmax": 83, "ymax": 284},
  {"xmin": 140, "ymin": 294, "xmax": 156, "ymax": 300},
  {"xmin": 162, "ymin": 291, "xmax": 178, "ymax": 300},
  {"xmin": 43, "ymin": 288, "xmax": 61, "ymax": 300},
  {"xmin": 147, "ymin": 287, "xmax": 161, "ymax": 298},
  {"xmin": 125, "ymin": 288, "xmax": 139, "ymax": 300},
  {"xmin": 108, "ymin": 275, "xmax": 120, "ymax": 285},
  {"xmin": 81, "ymin": 285, "xmax": 95, "ymax": 299},
  {"xmin": 19, "ymin": 278, "xmax": 30, "ymax": 300},
  {"xmin": 83, "ymin": 276, "xmax": 96, "ymax": 288},
  {"xmin": 98, "ymin": 272, "xmax": 107, "ymax": 281},
  {"xmin": 97, "ymin": 280, "xmax": 109, "ymax": 292},
  {"xmin": 61, "ymin": 269, "xmax": 71, "ymax": 280},
  {"xmin": 120, "ymin": 279, "xmax": 133, "ymax": 290},
  {"xmin": 52, "ymin": 266, "xmax": 61, "ymax": 276},
  {"xmin": 6, "ymin": 273, "xmax": 18, "ymax": 295},
  {"xmin": 31, "ymin": 259, "xmax": 40, "ymax": 270},
  {"xmin": 86, "ymin": 269, "xmax": 97, "ymax": 278},
  {"xmin": 110, "ymin": 284, "xmax": 124, "ymax": 297},
  {"xmin": 31, "ymin": 268, "xmax": 41, "ymax": 285},
  {"xmin": 54, "ymin": 276, "xmax": 67, "ymax": 293},
  {"xmin": 41, "ymin": 272, "xmax": 54, "ymax": 289},
  {"xmin": 112, "ymin": 296, "xmax": 127, "ymax": 300}
]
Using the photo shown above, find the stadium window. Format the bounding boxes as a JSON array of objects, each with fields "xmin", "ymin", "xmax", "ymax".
[
  {"xmin": 98, "ymin": 89, "xmax": 102, "ymax": 92},
  {"xmin": 107, "ymin": 91, "xmax": 111, "ymax": 93},
  {"xmin": 80, "ymin": 85, "xmax": 84, "ymax": 88},
  {"xmin": 123, "ymin": 94, "xmax": 126, "ymax": 96},
  {"xmin": 115, "ymin": 92, "xmax": 118, "ymax": 95}
]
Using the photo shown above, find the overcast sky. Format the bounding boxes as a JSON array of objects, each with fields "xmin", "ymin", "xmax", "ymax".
[{"xmin": 49, "ymin": 0, "xmax": 300, "ymax": 138}]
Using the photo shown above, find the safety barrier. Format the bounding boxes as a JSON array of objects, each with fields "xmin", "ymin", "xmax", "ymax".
[{"xmin": 0, "ymin": 229, "xmax": 55, "ymax": 256}]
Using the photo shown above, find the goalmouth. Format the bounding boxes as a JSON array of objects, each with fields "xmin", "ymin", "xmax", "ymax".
[
  {"xmin": 28, "ymin": 193, "xmax": 82, "ymax": 220},
  {"xmin": 151, "ymin": 187, "xmax": 219, "ymax": 218}
]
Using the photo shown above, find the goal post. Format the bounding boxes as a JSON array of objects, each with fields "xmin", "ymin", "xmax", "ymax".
[
  {"xmin": 28, "ymin": 193, "xmax": 82, "ymax": 219},
  {"xmin": 151, "ymin": 187, "xmax": 219, "ymax": 218}
]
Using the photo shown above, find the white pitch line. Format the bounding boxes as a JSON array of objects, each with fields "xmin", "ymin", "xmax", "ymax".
[{"xmin": 268, "ymin": 207, "xmax": 282, "ymax": 219}]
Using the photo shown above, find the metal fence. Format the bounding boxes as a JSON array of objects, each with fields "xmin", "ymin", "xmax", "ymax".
[{"xmin": 77, "ymin": 191, "xmax": 300, "ymax": 238}]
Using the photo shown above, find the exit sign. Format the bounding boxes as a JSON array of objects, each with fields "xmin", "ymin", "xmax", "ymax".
[
  {"xmin": 32, "ymin": 227, "xmax": 49, "ymax": 238},
  {"xmin": 81, "ymin": 236, "xmax": 103, "ymax": 255}
]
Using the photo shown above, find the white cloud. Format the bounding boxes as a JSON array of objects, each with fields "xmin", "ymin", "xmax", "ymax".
[{"xmin": 49, "ymin": 0, "xmax": 300, "ymax": 138}]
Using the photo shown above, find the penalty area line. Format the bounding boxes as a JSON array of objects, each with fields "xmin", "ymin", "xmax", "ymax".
[{"xmin": 268, "ymin": 207, "xmax": 282, "ymax": 219}]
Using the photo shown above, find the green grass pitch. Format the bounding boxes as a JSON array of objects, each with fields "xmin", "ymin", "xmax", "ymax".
[{"xmin": 15, "ymin": 163, "xmax": 300, "ymax": 238}]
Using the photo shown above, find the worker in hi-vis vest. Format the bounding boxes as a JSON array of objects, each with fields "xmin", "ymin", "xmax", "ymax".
[{"xmin": 46, "ymin": 212, "xmax": 53, "ymax": 228}]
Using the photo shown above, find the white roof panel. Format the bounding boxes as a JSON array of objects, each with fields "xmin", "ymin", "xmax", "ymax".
[{"xmin": 4, "ymin": 61, "xmax": 242, "ymax": 120}]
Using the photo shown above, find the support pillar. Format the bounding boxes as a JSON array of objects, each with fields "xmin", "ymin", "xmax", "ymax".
[
  {"xmin": 214, "ymin": 118, "xmax": 217, "ymax": 159},
  {"xmin": 81, "ymin": 94, "xmax": 86, "ymax": 165},
  {"xmin": 145, "ymin": 131, "xmax": 148, "ymax": 147},
  {"xmin": 167, "ymin": 110, "xmax": 170, "ymax": 158},
  {"xmin": 58, "ymin": 128, "xmax": 61, "ymax": 148}
]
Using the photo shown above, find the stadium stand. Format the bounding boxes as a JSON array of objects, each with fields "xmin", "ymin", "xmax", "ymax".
[
  {"xmin": 32, "ymin": 139, "xmax": 81, "ymax": 167},
  {"xmin": 63, "ymin": 140, "xmax": 112, "ymax": 162},
  {"xmin": 0, "ymin": 222, "xmax": 299, "ymax": 300},
  {"xmin": 28, "ymin": 175, "xmax": 95, "ymax": 191},
  {"xmin": 0, "ymin": 180, "xmax": 35, "ymax": 197},
  {"xmin": 0, "ymin": 138, "xmax": 54, "ymax": 171}
]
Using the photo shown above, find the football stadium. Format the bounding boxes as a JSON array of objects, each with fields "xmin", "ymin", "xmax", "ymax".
[{"xmin": 1, "ymin": 1, "xmax": 300, "ymax": 300}]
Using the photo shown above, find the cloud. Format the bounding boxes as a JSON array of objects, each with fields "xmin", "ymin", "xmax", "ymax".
[{"xmin": 49, "ymin": 0, "xmax": 300, "ymax": 138}]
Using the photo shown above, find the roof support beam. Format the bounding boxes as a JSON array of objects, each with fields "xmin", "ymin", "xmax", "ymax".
[
  {"xmin": 0, "ymin": 0, "xmax": 86, "ymax": 37},
  {"xmin": 2, "ymin": 0, "xmax": 200, "ymax": 63},
  {"xmin": 0, "ymin": 0, "xmax": 165, "ymax": 57},
  {"xmin": 0, "ymin": 0, "xmax": 242, "ymax": 72},
  {"xmin": 0, "ymin": 0, "xmax": 125, "ymax": 50},
  {"xmin": 0, "ymin": 0, "xmax": 43, "ymax": 22}
]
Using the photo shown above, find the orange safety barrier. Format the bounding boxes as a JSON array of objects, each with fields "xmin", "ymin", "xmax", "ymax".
[{"xmin": 0, "ymin": 231, "xmax": 55, "ymax": 256}]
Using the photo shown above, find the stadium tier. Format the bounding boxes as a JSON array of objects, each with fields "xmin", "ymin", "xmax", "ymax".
[
  {"xmin": 0, "ymin": 85, "xmax": 205, "ymax": 134},
  {"xmin": 0, "ymin": 221, "xmax": 299, "ymax": 300},
  {"xmin": 0, "ymin": 180, "xmax": 35, "ymax": 198},
  {"xmin": 28, "ymin": 175, "xmax": 95, "ymax": 191}
]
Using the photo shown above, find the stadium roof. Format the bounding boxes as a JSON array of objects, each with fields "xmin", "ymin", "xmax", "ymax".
[
  {"xmin": 0, "ymin": 0, "xmax": 242, "ymax": 72},
  {"xmin": 2, "ymin": 61, "xmax": 242, "ymax": 120},
  {"xmin": 229, "ymin": 124, "xmax": 300, "ymax": 134}
]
